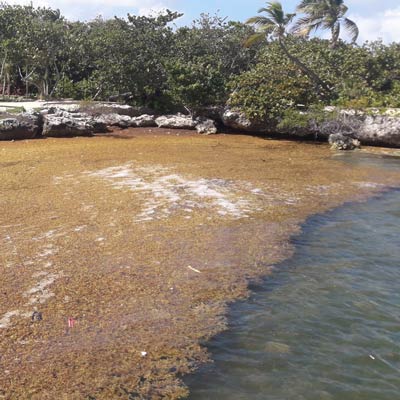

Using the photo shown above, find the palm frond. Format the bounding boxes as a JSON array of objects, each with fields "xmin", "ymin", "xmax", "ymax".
[
  {"xmin": 245, "ymin": 16, "xmax": 273, "ymax": 26},
  {"xmin": 285, "ymin": 12, "xmax": 296, "ymax": 25},
  {"xmin": 343, "ymin": 17, "xmax": 359, "ymax": 43},
  {"xmin": 296, "ymin": 0, "xmax": 316, "ymax": 12},
  {"xmin": 265, "ymin": 1, "xmax": 285, "ymax": 24},
  {"xmin": 244, "ymin": 32, "xmax": 266, "ymax": 47},
  {"xmin": 292, "ymin": 15, "xmax": 316, "ymax": 33}
]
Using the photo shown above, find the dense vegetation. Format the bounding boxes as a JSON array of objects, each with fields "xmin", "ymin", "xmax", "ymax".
[{"xmin": 0, "ymin": 1, "xmax": 399, "ymax": 123}]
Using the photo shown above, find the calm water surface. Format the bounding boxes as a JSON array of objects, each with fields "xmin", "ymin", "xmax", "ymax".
[{"xmin": 187, "ymin": 153, "xmax": 400, "ymax": 400}]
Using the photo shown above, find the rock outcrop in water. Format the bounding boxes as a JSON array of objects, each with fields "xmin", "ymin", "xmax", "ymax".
[{"xmin": 328, "ymin": 133, "xmax": 361, "ymax": 150}]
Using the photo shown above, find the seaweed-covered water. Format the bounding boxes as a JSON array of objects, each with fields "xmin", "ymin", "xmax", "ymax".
[{"xmin": 188, "ymin": 154, "xmax": 400, "ymax": 400}]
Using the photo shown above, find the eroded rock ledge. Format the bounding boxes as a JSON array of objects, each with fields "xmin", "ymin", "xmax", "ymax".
[{"xmin": 0, "ymin": 102, "xmax": 399, "ymax": 148}]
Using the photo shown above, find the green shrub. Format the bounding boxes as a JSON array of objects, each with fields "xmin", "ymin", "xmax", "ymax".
[
  {"xmin": 228, "ymin": 43, "xmax": 319, "ymax": 123},
  {"xmin": 277, "ymin": 106, "xmax": 336, "ymax": 132}
]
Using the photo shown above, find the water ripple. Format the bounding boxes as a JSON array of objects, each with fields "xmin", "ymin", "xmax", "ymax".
[{"xmin": 187, "ymin": 183, "xmax": 400, "ymax": 400}]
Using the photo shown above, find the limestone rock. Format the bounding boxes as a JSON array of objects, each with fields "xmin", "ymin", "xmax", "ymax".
[
  {"xmin": 355, "ymin": 115, "xmax": 400, "ymax": 147},
  {"xmin": 92, "ymin": 120, "xmax": 109, "ymax": 134},
  {"xmin": 195, "ymin": 118, "xmax": 217, "ymax": 135},
  {"xmin": 45, "ymin": 103, "xmax": 80, "ymax": 113},
  {"xmin": 43, "ymin": 111, "xmax": 95, "ymax": 137},
  {"xmin": 322, "ymin": 107, "xmax": 400, "ymax": 147},
  {"xmin": 329, "ymin": 133, "xmax": 361, "ymax": 150},
  {"xmin": 88, "ymin": 103, "xmax": 155, "ymax": 117},
  {"xmin": 0, "ymin": 112, "xmax": 41, "ymax": 140},
  {"xmin": 93, "ymin": 113, "xmax": 134, "ymax": 129},
  {"xmin": 221, "ymin": 109, "xmax": 267, "ymax": 133},
  {"xmin": 155, "ymin": 114, "xmax": 197, "ymax": 130},
  {"xmin": 131, "ymin": 114, "xmax": 157, "ymax": 127}
]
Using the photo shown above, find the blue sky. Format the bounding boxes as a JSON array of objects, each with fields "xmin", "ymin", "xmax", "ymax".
[{"xmin": 5, "ymin": 0, "xmax": 400, "ymax": 43}]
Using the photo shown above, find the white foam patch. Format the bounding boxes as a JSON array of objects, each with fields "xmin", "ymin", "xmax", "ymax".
[
  {"xmin": 355, "ymin": 182, "xmax": 384, "ymax": 189},
  {"xmin": 32, "ymin": 228, "xmax": 65, "ymax": 241},
  {"xmin": 24, "ymin": 272, "xmax": 63, "ymax": 305},
  {"xmin": 0, "ymin": 269, "xmax": 64, "ymax": 329},
  {"xmin": 74, "ymin": 225, "xmax": 87, "ymax": 232},
  {"xmin": 304, "ymin": 184, "xmax": 342, "ymax": 196},
  {"xmin": 0, "ymin": 310, "xmax": 31, "ymax": 329},
  {"xmin": 24, "ymin": 273, "xmax": 59, "ymax": 296},
  {"xmin": 85, "ymin": 164, "xmax": 268, "ymax": 221},
  {"xmin": 37, "ymin": 244, "xmax": 57, "ymax": 258}
]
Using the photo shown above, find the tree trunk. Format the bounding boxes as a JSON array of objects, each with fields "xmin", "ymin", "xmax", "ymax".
[
  {"xmin": 25, "ymin": 66, "xmax": 29, "ymax": 97},
  {"xmin": 330, "ymin": 23, "xmax": 340, "ymax": 49},
  {"xmin": 278, "ymin": 37, "xmax": 331, "ymax": 96}
]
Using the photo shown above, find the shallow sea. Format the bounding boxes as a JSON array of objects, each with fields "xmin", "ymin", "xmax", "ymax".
[{"xmin": 187, "ymin": 153, "xmax": 400, "ymax": 400}]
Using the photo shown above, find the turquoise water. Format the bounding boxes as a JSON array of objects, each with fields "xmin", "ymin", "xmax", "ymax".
[{"xmin": 187, "ymin": 155, "xmax": 400, "ymax": 400}]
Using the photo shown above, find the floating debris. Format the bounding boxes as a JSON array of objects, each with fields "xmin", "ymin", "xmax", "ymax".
[
  {"xmin": 31, "ymin": 311, "xmax": 42, "ymax": 322},
  {"xmin": 264, "ymin": 341, "xmax": 291, "ymax": 354},
  {"xmin": 68, "ymin": 317, "xmax": 76, "ymax": 328}
]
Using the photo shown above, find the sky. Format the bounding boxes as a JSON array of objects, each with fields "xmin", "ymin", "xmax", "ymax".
[{"xmin": 4, "ymin": 0, "xmax": 400, "ymax": 43}]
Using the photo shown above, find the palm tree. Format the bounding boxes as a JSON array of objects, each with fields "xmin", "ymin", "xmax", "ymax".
[
  {"xmin": 245, "ymin": 1, "xmax": 330, "ymax": 94},
  {"xmin": 294, "ymin": 0, "xmax": 359, "ymax": 48}
]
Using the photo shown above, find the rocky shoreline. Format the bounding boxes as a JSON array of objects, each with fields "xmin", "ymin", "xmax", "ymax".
[
  {"xmin": 1, "ymin": 102, "xmax": 400, "ymax": 149},
  {"xmin": 0, "ymin": 103, "xmax": 218, "ymax": 140}
]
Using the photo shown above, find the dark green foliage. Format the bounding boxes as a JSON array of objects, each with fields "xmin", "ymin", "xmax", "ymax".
[
  {"xmin": 276, "ymin": 106, "xmax": 337, "ymax": 134},
  {"xmin": 0, "ymin": 3, "xmax": 399, "ymax": 118},
  {"xmin": 230, "ymin": 37, "xmax": 400, "ymax": 123},
  {"xmin": 229, "ymin": 41, "xmax": 319, "ymax": 122},
  {"xmin": 165, "ymin": 14, "xmax": 257, "ymax": 113}
]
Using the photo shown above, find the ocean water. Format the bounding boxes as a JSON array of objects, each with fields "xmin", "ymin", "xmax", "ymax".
[{"xmin": 187, "ymin": 154, "xmax": 400, "ymax": 400}]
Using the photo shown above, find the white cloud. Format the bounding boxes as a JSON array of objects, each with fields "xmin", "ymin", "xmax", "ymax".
[
  {"xmin": 137, "ymin": 3, "xmax": 169, "ymax": 16},
  {"xmin": 2, "ymin": 0, "xmax": 177, "ymax": 19},
  {"xmin": 6, "ymin": 0, "xmax": 154, "ymax": 6},
  {"xmin": 351, "ymin": 6, "xmax": 400, "ymax": 43}
]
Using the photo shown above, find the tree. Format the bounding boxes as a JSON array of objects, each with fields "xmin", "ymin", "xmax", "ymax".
[
  {"xmin": 229, "ymin": 42, "xmax": 319, "ymax": 123},
  {"xmin": 245, "ymin": 1, "xmax": 331, "ymax": 95},
  {"xmin": 294, "ymin": 0, "xmax": 359, "ymax": 48},
  {"xmin": 78, "ymin": 11, "xmax": 181, "ymax": 105},
  {"xmin": 0, "ymin": 4, "xmax": 70, "ymax": 98},
  {"xmin": 17, "ymin": 8, "xmax": 69, "ymax": 98},
  {"xmin": 166, "ymin": 14, "xmax": 257, "ymax": 113}
]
